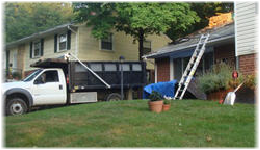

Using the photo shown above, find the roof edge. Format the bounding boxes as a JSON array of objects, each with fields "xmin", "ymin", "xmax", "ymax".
[{"xmin": 5, "ymin": 22, "xmax": 78, "ymax": 49}]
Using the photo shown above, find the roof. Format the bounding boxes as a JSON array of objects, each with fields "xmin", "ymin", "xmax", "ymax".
[
  {"xmin": 5, "ymin": 23, "xmax": 78, "ymax": 49},
  {"xmin": 145, "ymin": 22, "xmax": 235, "ymax": 58}
]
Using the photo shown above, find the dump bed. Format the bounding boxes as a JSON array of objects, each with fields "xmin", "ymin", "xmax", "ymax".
[{"xmin": 31, "ymin": 58, "xmax": 147, "ymax": 92}]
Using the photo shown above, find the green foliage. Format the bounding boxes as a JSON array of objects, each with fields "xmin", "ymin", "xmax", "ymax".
[
  {"xmin": 12, "ymin": 72, "xmax": 21, "ymax": 79},
  {"xmin": 148, "ymin": 91, "xmax": 163, "ymax": 101},
  {"xmin": 4, "ymin": 2, "xmax": 73, "ymax": 43},
  {"xmin": 73, "ymin": 2, "xmax": 200, "ymax": 58},
  {"xmin": 163, "ymin": 99, "xmax": 171, "ymax": 105},
  {"xmin": 244, "ymin": 74, "xmax": 256, "ymax": 90},
  {"xmin": 198, "ymin": 63, "xmax": 243, "ymax": 94},
  {"xmin": 167, "ymin": 2, "xmax": 234, "ymax": 42}
]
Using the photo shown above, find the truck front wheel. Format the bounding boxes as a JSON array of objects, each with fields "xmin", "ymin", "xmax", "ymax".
[
  {"xmin": 106, "ymin": 93, "xmax": 122, "ymax": 101},
  {"xmin": 6, "ymin": 98, "xmax": 28, "ymax": 116}
]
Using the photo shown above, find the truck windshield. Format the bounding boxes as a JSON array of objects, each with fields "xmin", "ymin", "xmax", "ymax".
[{"xmin": 23, "ymin": 69, "xmax": 43, "ymax": 82}]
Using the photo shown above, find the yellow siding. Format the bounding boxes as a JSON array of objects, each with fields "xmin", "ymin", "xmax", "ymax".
[
  {"xmin": 77, "ymin": 26, "xmax": 171, "ymax": 70},
  {"xmin": 12, "ymin": 25, "xmax": 171, "ymax": 73},
  {"xmin": 78, "ymin": 27, "xmax": 139, "ymax": 61},
  {"xmin": 145, "ymin": 33, "xmax": 171, "ymax": 70}
]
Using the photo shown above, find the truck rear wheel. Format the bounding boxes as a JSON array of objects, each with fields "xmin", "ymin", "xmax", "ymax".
[
  {"xmin": 106, "ymin": 93, "xmax": 122, "ymax": 101},
  {"xmin": 6, "ymin": 98, "xmax": 28, "ymax": 116}
]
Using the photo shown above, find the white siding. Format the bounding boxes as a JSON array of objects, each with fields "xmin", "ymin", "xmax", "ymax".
[{"xmin": 235, "ymin": 2, "xmax": 258, "ymax": 56}]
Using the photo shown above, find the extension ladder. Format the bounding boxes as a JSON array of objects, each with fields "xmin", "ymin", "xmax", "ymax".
[{"xmin": 174, "ymin": 33, "xmax": 210, "ymax": 100}]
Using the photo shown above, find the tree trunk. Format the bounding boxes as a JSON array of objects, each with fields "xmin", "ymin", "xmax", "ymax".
[{"xmin": 139, "ymin": 29, "xmax": 144, "ymax": 61}]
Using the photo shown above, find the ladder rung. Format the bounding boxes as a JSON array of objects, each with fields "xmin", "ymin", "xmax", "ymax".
[{"xmin": 174, "ymin": 33, "xmax": 210, "ymax": 100}]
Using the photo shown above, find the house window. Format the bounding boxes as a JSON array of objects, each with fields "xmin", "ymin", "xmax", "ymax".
[
  {"xmin": 173, "ymin": 52, "xmax": 213, "ymax": 81},
  {"xmin": 58, "ymin": 33, "xmax": 67, "ymax": 51},
  {"xmin": 33, "ymin": 41, "xmax": 41, "ymax": 58},
  {"xmin": 143, "ymin": 41, "xmax": 151, "ymax": 54},
  {"xmin": 101, "ymin": 33, "xmax": 113, "ymax": 50}
]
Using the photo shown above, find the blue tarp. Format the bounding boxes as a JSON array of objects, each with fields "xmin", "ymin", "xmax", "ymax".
[{"xmin": 143, "ymin": 80, "xmax": 177, "ymax": 99}]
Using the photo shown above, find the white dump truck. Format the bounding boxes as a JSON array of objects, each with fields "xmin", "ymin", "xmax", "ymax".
[{"xmin": 2, "ymin": 54, "xmax": 146, "ymax": 116}]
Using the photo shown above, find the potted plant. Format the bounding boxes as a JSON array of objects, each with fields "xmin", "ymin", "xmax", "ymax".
[
  {"xmin": 148, "ymin": 91, "xmax": 163, "ymax": 112},
  {"xmin": 162, "ymin": 96, "xmax": 171, "ymax": 111},
  {"xmin": 198, "ymin": 63, "xmax": 243, "ymax": 101}
]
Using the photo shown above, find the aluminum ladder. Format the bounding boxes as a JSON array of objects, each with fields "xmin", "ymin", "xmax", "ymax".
[{"xmin": 174, "ymin": 33, "xmax": 210, "ymax": 100}]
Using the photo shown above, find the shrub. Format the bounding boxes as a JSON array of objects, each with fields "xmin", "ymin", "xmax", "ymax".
[
  {"xmin": 244, "ymin": 74, "xmax": 256, "ymax": 90},
  {"xmin": 12, "ymin": 72, "xmax": 22, "ymax": 80},
  {"xmin": 148, "ymin": 91, "xmax": 163, "ymax": 101},
  {"xmin": 163, "ymin": 96, "xmax": 172, "ymax": 104},
  {"xmin": 163, "ymin": 99, "xmax": 171, "ymax": 104},
  {"xmin": 198, "ymin": 63, "xmax": 243, "ymax": 94}
]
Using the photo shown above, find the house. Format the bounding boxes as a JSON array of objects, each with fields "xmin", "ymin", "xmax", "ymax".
[
  {"xmin": 4, "ymin": 23, "xmax": 171, "ymax": 81},
  {"xmin": 144, "ymin": 5, "xmax": 257, "ymax": 83},
  {"xmin": 145, "ymin": 13, "xmax": 236, "ymax": 83},
  {"xmin": 234, "ymin": 2, "xmax": 258, "ymax": 76}
]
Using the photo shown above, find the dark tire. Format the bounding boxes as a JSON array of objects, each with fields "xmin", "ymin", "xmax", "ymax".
[
  {"xmin": 5, "ymin": 98, "xmax": 28, "ymax": 116},
  {"xmin": 106, "ymin": 93, "xmax": 122, "ymax": 101}
]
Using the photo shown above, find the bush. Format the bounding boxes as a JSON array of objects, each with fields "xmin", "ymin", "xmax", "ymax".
[
  {"xmin": 149, "ymin": 91, "xmax": 163, "ymax": 101},
  {"xmin": 12, "ymin": 72, "xmax": 22, "ymax": 80},
  {"xmin": 244, "ymin": 74, "xmax": 256, "ymax": 90},
  {"xmin": 198, "ymin": 63, "xmax": 243, "ymax": 94},
  {"xmin": 163, "ymin": 99, "xmax": 171, "ymax": 104}
]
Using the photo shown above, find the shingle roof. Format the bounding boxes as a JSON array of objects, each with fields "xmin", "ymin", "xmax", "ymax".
[
  {"xmin": 144, "ymin": 22, "xmax": 235, "ymax": 58},
  {"xmin": 5, "ymin": 23, "xmax": 77, "ymax": 49}
]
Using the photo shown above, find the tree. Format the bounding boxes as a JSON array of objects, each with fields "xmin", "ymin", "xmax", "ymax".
[
  {"xmin": 166, "ymin": 2, "xmax": 234, "ymax": 43},
  {"xmin": 4, "ymin": 2, "xmax": 73, "ymax": 43},
  {"xmin": 73, "ymin": 2, "xmax": 200, "ymax": 60}
]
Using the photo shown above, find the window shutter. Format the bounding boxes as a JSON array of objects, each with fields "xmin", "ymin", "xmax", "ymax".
[
  {"xmin": 30, "ymin": 42, "xmax": 33, "ymax": 58},
  {"xmin": 54, "ymin": 34, "xmax": 57, "ymax": 53},
  {"xmin": 67, "ymin": 30, "xmax": 71, "ymax": 50},
  {"xmin": 41, "ymin": 39, "xmax": 44, "ymax": 56}
]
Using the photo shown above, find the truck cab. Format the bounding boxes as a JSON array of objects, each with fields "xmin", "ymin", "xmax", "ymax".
[{"xmin": 2, "ymin": 68, "xmax": 67, "ymax": 116}]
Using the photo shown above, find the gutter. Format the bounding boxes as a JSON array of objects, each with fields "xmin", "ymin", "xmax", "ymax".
[
  {"xmin": 5, "ymin": 23, "xmax": 74, "ymax": 49},
  {"xmin": 68, "ymin": 25, "xmax": 79, "ymax": 58},
  {"xmin": 144, "ymin": 35, "xmax": 235, "ymax": 59}
]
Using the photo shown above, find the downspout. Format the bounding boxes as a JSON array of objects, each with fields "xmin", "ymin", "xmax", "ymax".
[
  {"xmin": 68, "ymin": 25, "xmax": 78, "ymax": 58},
  {"xmin": 234, "ymin": 2, "xmax": 239, "ymax": 70}
]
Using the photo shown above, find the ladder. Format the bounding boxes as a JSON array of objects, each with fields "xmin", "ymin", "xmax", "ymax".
[{"xmin": 174, "ymin": 33, "xmax": 210, "ymax": 100}]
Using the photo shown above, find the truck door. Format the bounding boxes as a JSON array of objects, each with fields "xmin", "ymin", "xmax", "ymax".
[{"xmin": 32, "ymin": 69, "xmax": 66, "ymax": 105}]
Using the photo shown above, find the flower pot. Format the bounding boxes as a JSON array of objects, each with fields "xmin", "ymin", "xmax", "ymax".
[
  {"xmin": 148, "ymin": 100, "xmax": 163, "ymax": 112},
  {"xmin": 162, "ymin": 104, "xmax": 171, "ymax": 111},
  {"xmin": 207, "ymin": 89, "xmax": 233, "ymax": 101}
]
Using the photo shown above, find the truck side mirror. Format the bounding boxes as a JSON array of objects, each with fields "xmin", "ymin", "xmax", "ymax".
[{"xmin": 33, "ymin": 79, "xmax": 39, "ymax": 84}]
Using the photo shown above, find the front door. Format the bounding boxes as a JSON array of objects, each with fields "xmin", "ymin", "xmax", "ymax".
[{"xmin": 32, "ymin": 70, "xmax": 66, "ymax": 105}]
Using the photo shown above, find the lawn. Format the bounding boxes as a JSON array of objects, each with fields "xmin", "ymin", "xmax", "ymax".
[{"xmin": 4, "ymin": 99, "xmax": 255, "ymax": 147}]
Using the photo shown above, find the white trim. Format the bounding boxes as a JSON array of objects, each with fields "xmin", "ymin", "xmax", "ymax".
[
  {"xmin": 155, "ymin": 63, "xmax": 157, "ymax": 83},
  {"xmin": 57, "ymin": 32, "xmax": 68, "ymax": 52},
  {"xmin": 234, "ymin": 1, "xmax": 238, "ymax": 57},
  {"xmin": 32, "ymin": 40, "xmax": 41, "ymax": 58},
  {"xmin": 68, "ymin": 26, "xmax": 79, "ymax": 58},
  {"xmin": 170, "ymin": 57, "xmax": 174, "ymax": 80},
  {"xmin": 99, "ymin": 33, "xmax": 115, "ymax": 51}
]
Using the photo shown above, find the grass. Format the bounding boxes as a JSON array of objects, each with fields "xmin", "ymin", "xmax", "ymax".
[{"xmin": 4, "ymin": 99, "xmax": 255, "ymax": 147}]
